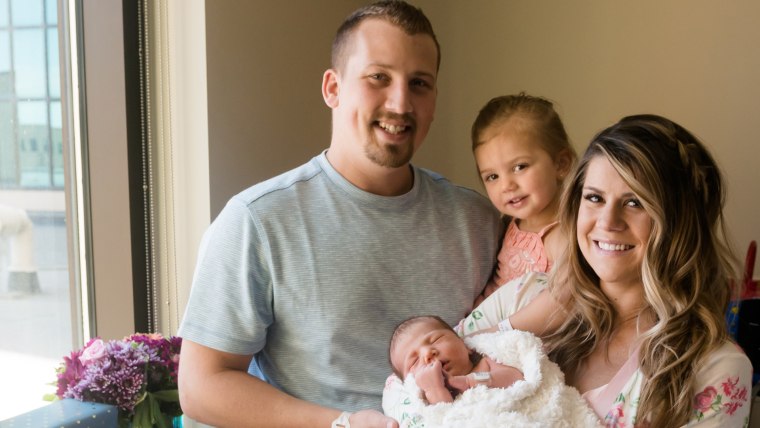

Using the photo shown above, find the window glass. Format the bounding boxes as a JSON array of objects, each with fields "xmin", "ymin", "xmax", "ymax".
[
  {"xmin": 45, "ymin": 0, "xmax": 55, "ymax": 26},
  {"xmin": 10, "ymin": 0, "xmax": 42, "ymax": 26},
  {"xmin": 0, "ymin": 30, "xmax": 9, "ymax": 96},
  {"xmin": 0, "ymin": 0, "xmax": 8, "ymax": 27},
  {"xmin": 50, "ymin": 100, "xmax": 62, "ymax": 187},
  {"xmin": 13, "ymin": 28, "xmax": 46, "ymax": 99},
  {"xmin": 0, "ymin": 0, "xmax": 75, "ymax": 419},
  {"xmin": 17, "ymin": 100, "xmax": 49, "ymax": 188},
  {"xmin": 0, "ymin": 100, "xmax": 15, "ymax": 186},
  {"xmin": 47, "ymin": 28, "xmax": 58, "ymax": 98}
]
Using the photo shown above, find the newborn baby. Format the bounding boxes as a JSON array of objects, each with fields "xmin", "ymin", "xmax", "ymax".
[
  {"xmin": 384, "ymin": 313, "xmax": 602, "ymax": 428},
  {"xmin": 389, "ymin": 315, "xmax": 524, "ymax": 404}
]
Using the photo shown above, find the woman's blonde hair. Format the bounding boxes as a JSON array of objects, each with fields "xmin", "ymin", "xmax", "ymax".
[{"xmin": 545, "ymin": 114, "xmax": 737, "ymax": 426}]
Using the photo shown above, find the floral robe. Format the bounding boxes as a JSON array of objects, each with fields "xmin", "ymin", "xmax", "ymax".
[
  {"xmin": 456, "ymin": 271, "xmax": 549, "ymax": 336},
  {"xmin": 586, "ymin": 341, "xmax": 752, "ymax": 427}
]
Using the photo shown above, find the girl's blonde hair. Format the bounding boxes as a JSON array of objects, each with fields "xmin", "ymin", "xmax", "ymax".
[{"xmin": 545, "ymin": 114, "xmax": 737, "ymax": 427}]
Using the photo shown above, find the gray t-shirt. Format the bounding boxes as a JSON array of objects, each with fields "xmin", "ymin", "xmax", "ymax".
[{"xmin": 178, "ymin": 151, "xmax": 502, "ymax": 412}]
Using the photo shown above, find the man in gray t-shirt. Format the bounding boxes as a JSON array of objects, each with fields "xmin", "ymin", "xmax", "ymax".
[{"xmin": 177, "ymin": 2, "xmax": 502, "ymax": 427}]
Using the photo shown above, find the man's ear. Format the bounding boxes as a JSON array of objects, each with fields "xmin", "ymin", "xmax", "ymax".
[{"xmin": 322, "ymin": 69, "xmax": 339, "ymax": 108}]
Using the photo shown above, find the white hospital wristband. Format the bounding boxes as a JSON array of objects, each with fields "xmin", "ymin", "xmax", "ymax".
[
  {"xmin": 331, "ymin": 411, "xmax": 352, "ymax": 428},
  {"xmin": 498, "ymin": 317, "xmax": 513, "ymax": 331},
  {"xmin": 469, "ymin": 371, "xmax": 492, "ymax": 386}
]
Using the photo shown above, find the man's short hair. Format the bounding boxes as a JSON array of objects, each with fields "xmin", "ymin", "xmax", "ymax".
[{"xmin": 331, "ymin": 0, "xmax": 440, "ymax": 72}]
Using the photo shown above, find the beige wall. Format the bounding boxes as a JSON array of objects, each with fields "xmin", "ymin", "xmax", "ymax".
[
  {"xmin": 206, "ymin": 0, "xmax": 365, "ymax": 215},
  {"xmin": 81, "ymin": 0, "xmax": 134, "ymax": 339},
  {"xmin": 205, "ymin": 1, "xmax": 760, "ymax": 264}
]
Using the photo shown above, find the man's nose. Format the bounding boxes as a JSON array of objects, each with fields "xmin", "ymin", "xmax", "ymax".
[{"xmin": 385, "ymin": 82, "xmax": 413, "ymax": 114}]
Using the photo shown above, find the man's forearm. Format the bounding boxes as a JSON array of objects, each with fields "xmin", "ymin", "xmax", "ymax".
[
  {"xmin": 185, "ymin": 371, "xmax": 341, "ymax": 427},
  {"xmin": 179, "ymin": 340, "xmax": 340, "ymax": 427}
]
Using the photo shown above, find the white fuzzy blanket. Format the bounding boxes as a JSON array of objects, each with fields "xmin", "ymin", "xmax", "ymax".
[{"xmin": 395, "ymin": 330, "xmax": 602, "ymax": 428}]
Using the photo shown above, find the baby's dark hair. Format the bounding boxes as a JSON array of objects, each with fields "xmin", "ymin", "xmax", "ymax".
[{"xmin": 388, "ymin": 315, "xmax": 455, "ymax": 377}]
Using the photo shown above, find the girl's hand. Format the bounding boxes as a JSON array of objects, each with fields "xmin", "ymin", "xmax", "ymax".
[
  {"xmin": 482, "ymin": 281, "xmax": 501, "ymax": 298},
  {"xmin": 473, "ymin": 281, "xmax": 501, "ymax": 307}
]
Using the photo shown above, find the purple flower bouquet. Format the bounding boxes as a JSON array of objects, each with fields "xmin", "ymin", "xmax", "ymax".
[{"xmin": 51, "ymin": 333, "xmax": 182, "ymax": 427}]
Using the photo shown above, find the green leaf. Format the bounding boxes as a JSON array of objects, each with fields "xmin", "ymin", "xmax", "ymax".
[
  {"xmin": 42, "ymin": 393, "xmax": 59, "ymax": 402},
  {"xmin": 151, "ymin": 389, "xmax": 180, "ymax": 402},
  {"xmin": 133, "ymin": 400, "xmax": 152, "ymax": 428},
  {"xmin": 118, "ymin": 415, "xmax": 131, "ymax": 428},
  {"xmin": 134, "ymin": 391, "xmax": 148, "ymax": 406},
  {"xmin": 149, "ymin": 393, "xmax": 169, "ymax": 428}
]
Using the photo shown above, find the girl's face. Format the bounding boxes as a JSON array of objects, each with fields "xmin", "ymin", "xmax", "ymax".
[
  {"xmin": 475, "ymin": 120, "xmax": 569, "ymax": 231},
  {"xmin": 390, "ymin": 319, "xmax": 473, "ymax": 380},
  {"xmin": 576, "ymin": 156, "xmax": 653, "ymax": 292}
]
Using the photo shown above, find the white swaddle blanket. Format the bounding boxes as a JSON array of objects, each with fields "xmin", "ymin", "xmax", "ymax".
[{"xmin": 383, "ymin": 329, "xmax": 601, "ymax": 428}]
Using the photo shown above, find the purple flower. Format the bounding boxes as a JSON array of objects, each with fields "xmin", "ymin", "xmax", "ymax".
[
  {"xmin": 55, "ymin": 348, "xmax": 85, "ymax": 398},
  {"xmin": 54, "ymin": 333, "xmax": 183, "ymax": 417}
]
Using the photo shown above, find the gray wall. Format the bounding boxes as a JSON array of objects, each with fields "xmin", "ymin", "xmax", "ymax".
[{"xmin": 205, "ymin": 1, "xmax": 760, "ymax": 264}]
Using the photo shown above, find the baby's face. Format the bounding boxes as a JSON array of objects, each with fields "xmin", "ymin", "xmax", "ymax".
[{"xmin": 390, "ymin": 319, "xmax": 473, "ymax": 379}]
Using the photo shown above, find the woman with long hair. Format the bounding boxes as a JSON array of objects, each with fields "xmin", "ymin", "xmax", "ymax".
[{"xmin": 542, "ymin": 114, "xmax": 752, "ymax": 426}]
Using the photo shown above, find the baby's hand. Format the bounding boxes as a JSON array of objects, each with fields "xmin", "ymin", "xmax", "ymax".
[
  {"xmin": 445, "ymin": 374, "xmax": 469, "ymax": 393},
  {"xmin": 413, "ymin": 360, "xmax": 454, "ymax": 404},
  {"xmin": 412, "ymin": 359, "xmax": 446, "ymax": 391},
  {"xmin": 447, "ymin": 371, "xmax": 494, "ymax": 393}
]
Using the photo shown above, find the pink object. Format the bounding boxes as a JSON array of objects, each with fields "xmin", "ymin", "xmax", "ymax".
[{"xmin": 491, "ymin": 220, "xmax": 558, "ymax": 287}]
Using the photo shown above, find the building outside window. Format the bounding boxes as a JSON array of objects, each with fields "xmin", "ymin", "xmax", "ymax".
[{"xmin": 1, "ymin": 0, "xmax": 63, "ymax": 190}]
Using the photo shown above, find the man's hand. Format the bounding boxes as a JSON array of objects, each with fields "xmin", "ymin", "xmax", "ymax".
[{"xmin": 350, "ymin": 409, "xmax": 399, "ymax": 428}]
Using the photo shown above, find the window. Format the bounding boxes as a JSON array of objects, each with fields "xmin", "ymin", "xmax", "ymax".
[
  {"xmin": 0, "ymin": 0, "xmax": 82, "ymax": 419},
  {"xmin": 0, "ymin": 0, "xmax": 209, "ymax": 418},
  {"xmin": 0, "ymin": 0, "xmax": 62, "ymax": 189}
]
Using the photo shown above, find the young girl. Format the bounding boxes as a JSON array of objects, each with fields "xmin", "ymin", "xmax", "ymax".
[{"xmin": 471, "ymin": 93, "xmax": 575, "ymax": 307}]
